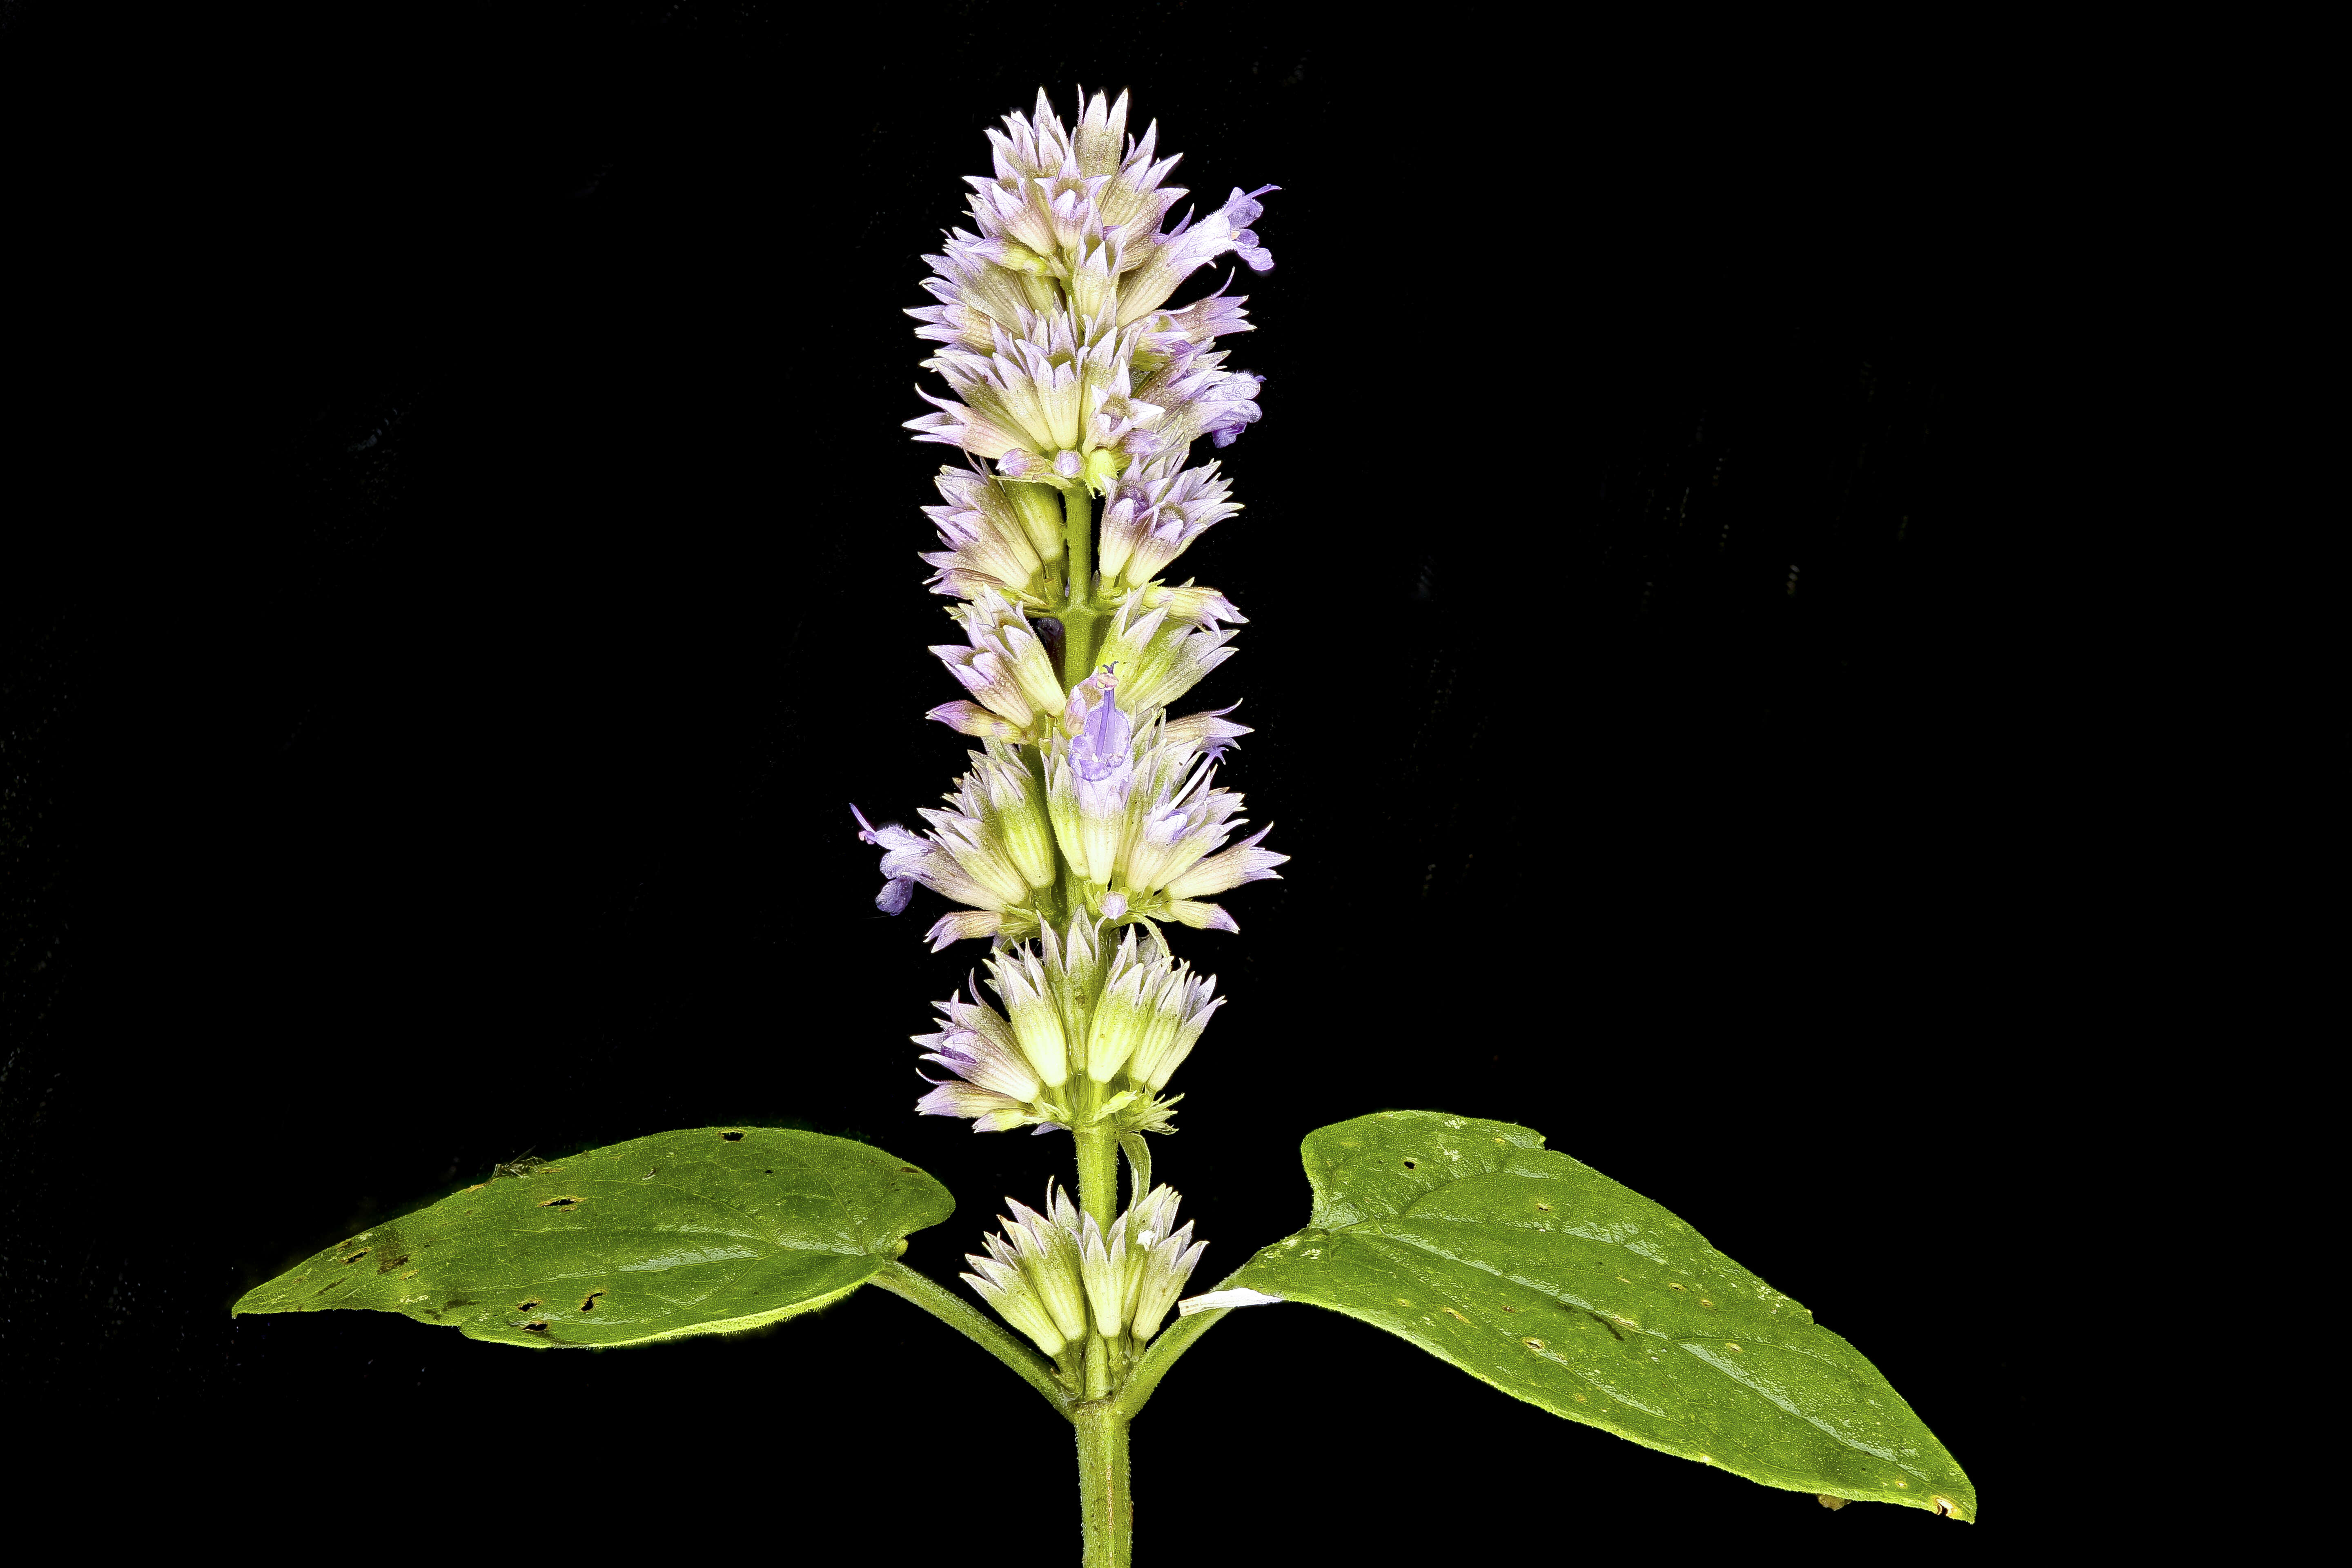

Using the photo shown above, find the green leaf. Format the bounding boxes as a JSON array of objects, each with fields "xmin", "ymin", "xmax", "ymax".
[
  {"xmin": 1229, "ymin": 1111, "xmax": 1974, "ymax": 1520},
  {"xmin": 233, "ymin": 1127, "xmax": 954, "ymax": 1349}
]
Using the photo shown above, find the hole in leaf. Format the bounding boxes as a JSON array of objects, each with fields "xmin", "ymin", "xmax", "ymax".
[
  {"xmin": 523, "ymin": 1322, "xmax": 551, "ymax": 1334},
  {"xmin": 722, "ymin": 1131, "xmax": 745, "ymax": 1141},
  {"xmin": 1535, "ymin": 1203, "xmax": 1552, "ymax": 1212},
  {"xmin": 580, "ymin": 1290, "xmax": 606, "ymax": 1313},
  {"xmin": 1402, "ymin": 1160, "xmax": 1417, "ymax": 1169},
  {"xmin": 537, "ymin": 1196, "xmax": 580, "ymax": 1209},
  {"xmin": 764, "ymin": 1169, "xmax": 773, "ymax": 1174},
  {"xmin": 340, "ymin": 1250, "xmax": 370, "ymax": 1265},
  {"xmin": 518, "ymin": 1298, "xmax": 541, "ymax": 1311}
]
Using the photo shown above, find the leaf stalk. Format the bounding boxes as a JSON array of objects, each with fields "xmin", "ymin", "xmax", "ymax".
[{"xmin": 869, "ymin": 1260, "xmax": 1072, "ymax": 1413}]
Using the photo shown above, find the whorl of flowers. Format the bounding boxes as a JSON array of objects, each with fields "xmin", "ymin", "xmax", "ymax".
[
  {"xmin": 911, "ymin": 915, "xmax": 1224, "ymax": 1134},
  {"xmin": 960, "ymin": 1183, "xmax": 1207, "ymax": 1357}
]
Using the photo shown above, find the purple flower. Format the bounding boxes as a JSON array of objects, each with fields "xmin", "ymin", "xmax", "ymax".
[
  {"xmin": 1097, "ymin": 456, "xmax": 1244, "ymax": 589},
  {"xmin": 905, "ymin": 91, "xmax": 1274, "ymax": 490}
]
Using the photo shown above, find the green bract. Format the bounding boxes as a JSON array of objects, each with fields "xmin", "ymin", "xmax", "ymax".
[
  {"xmin": 1229, "ymin": 1111, "xmax": 1975, "ymax": 1520},
  {"xmin": 232, "ymin": 1127, "xmax": 953, "ymax": 1349}
]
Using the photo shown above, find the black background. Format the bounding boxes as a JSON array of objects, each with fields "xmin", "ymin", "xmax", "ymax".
[{"xmin": 4, "ymin": 2, "xmax": 2081, "ymax": 1552}]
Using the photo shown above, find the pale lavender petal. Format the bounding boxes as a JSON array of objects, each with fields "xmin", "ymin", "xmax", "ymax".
[
  {"xmin": 926, "ymin": 700, "xmax": 1023, "ymax": 738},
  {"xmin": 1162, "ymin": 824, "xmax": 1287, "ymax": 900},
  {"xmin": 927, "ymin": 909, "xmax": 1006, "ymax": 950},
  {"xmin": 915, "ymin": 1079, "xmax": 1029, "ymax": 1125},
  {"xmin": 1165, "ymin": 900, "xmax": 1239, "ymax": 933}
]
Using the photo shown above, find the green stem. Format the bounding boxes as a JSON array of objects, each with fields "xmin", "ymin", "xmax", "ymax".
[
  {"xmin": 1074, "ymin": 1120, "xmax": 1120, "ymax": 1232},
  {"xmin": 1074, "ymin": 1400, "xmax": 1132, "ymax": 1568},
  {"xmin": 1055, "ymin": 478, "xmax": 1133, "ymax": 1566},
  {"xmin": 868, "ymin": 1261, "xmax": 1072, "ymax": 1413},
  {"xmin": 1058, "ymin": 484, "xmax": 1103, "ymax": 686}
]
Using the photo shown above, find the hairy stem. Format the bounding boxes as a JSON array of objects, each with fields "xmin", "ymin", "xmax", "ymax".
[
  {"xmin": 868, "ymin": 1261, "xmax": 1071, "ymax": 1412},
  {"xmin": 1074, "ymin": 1400, "xmax": 1132, "ymax": 1568},
  {"xmin": 1074, "ymin": 1120, "xmax": 1120, "ymax": 1232}
]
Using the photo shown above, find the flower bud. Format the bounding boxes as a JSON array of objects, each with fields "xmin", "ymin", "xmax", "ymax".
[
  {"xmin": 1002, "ymin": 1190, "xmax": 1091, "ymax": 1343},
  {"xmin": 969, "ymin": 740, "xmax": 1056, "ymax": 891},
  {"xmin": 1083, "ymin": 445, "xmax": 1124, "ymax": 496},
  {"xmin": 992, "ymin": 949, "xmax": 1070, "ymax": 1090},
  {"xmin": 1083, "ymin": 930, "xmax": 1154, "ymax": 1083},
  {"xmin": 1002, "ymin": 479, "xmax": 1069, "ymax": 562}
]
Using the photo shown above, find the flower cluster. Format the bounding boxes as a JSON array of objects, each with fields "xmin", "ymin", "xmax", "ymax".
[
  {"xmin": 904, "ymin": 89, "xmax": 1274, "ymax": 488},
  {"xmin": 961, "ymin": 1183, "xmax": 1206, "ymax": 1355},
  {"xmin": 862, "ymin": 666, "xmax": 1275, "ymax": 950},
  {"xmin": 913, "ymin": 915, "xmax": 1224, "ymax": 1135},
  {"xmin": 924, "ymin": 589, "xmax": 1245, "ymax": 746}
]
